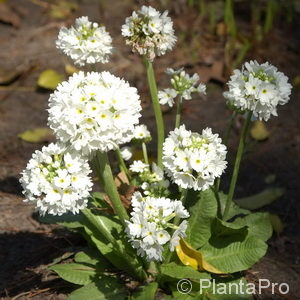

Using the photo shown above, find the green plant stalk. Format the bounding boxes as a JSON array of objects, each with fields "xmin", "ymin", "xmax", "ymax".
[
  {"xmin": 142, "ymin": 142, "xmax": 149, "ymax": 165},
  {"xmin": 115, "ymin": 147, "xmax": 131, "ymax": 180},
  {"xmin": 225, "ymin": 0, "xmax": 237, "ymax": 37},
  {"xmin": 94, "ymin": 150, "xmax": 129, "ymax": 226},
  {"xmin": 164, "ymin": 188, "xmax": 188, "ymax": 263},
  {"xmin": 144, "ymin": 57, "xmax": 164, "ymax": 169},
  {"xmin": 214, "ymin": 111, "xmax": 237, "ymax": 192},
  {"xmin": 175, "ymin": 95, "xmax": 183, "ymax": 129},
  {"xmin": 223, "ymin": 111, "xmax": 252, "ymax": 220},
  {"xmin": 82, "ymin": 209, "xmax": 147, "ymax": 281}
]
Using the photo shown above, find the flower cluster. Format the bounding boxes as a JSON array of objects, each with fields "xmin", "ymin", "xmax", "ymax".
[
  {"xmin": 223, "ymin": 60, "xmax": 292, "ymax": 121},
  {"xmin": 126, "ymin": 192, "xmax": 189, "ymax": 261},
  {"xmin": 56, "ymin": 16, "xmax": 112, "ymax": 66},
  {"xmin": 48, "ymin": 71, "xmax": 142, "ymax": 156},
  {"xmin": 158, "ymin": 68, "xmax": 206, "ymax": 107},
  {"xmin": 130, "ymin": 161, "xmax": 169, "ymax": 196},
  {"xmin": 163, "ymin": 125, "xmax": 227, "ymax": 191},
  {"xmin": 20, "ymin": 143, "xmax": 93, "ymax": 216},
  {"xmin": 121, "ymin": 6, "xmax": 176, "ymax": 61}
]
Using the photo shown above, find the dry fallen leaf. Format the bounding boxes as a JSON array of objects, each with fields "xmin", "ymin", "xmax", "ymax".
[{"xmin": 0, "ymin": 2, "xmax": 21, "ymax": 27}]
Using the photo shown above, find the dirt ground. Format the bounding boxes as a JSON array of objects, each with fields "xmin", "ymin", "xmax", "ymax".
[{"xmin": 0, "ymin": 0, "xmax": 299, "ymax": 299}]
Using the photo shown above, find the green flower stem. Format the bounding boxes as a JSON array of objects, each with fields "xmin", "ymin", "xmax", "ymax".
[
  {"xmin": 164, "ymin": 188, "xmax": 188, "ymax": 263},
  {"xmin": 82, "ymin": 209, "xmax": 147, "ymax": 281},
  {"xmin": 94, "ymin": 150, "xmax": 129, "ymax": 226},
  {"xmin": 115, "ymin": 147, "xmax": 131, "ymax": 181},
  {"xmin": 175, "ymin": 95, "xmax": 183, "ymax": 129},
  {"xmin": 144, "ymin": 57, "xmax": 164, "ymax": 169},
  {"xmin": 142, "ymin": 142, "xmax": 149, "ymax": 165},
  {"xmin": 214, "ymin": 111, "xmax": 237, "ymax": 192},
  {"xmin": 222, "ymin": 111, "xmax": 252, "ymax": 220}
]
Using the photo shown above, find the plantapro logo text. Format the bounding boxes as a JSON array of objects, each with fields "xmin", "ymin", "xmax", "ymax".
[{"xmin": 177, "ymin": 278, "xmax": 290, "ymax": 295}]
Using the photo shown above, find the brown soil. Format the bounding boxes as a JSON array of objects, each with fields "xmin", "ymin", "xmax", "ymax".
[{"xmin": 0, "ymin": 0, "xmax": 299, "ymax": 299}]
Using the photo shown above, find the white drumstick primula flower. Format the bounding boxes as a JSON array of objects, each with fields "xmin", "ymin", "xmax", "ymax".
[
  {"xmin": 126, "ymin": 192, "xmax": 189, "ymax": 261},
  {"xmin": 48, "ymin": 71, "xmax": 142, "ymax": 156},
  {"xmin": 122, "ymin": 6, "xmax": 176, "ymax": 61},
  {"xmin": 163, "ymin": 125, "xmax": 227, "ymax": 191},
  {"xmin": 56, "ymin": 16, "xmax": 112, "ymax": 66},
  {"xmin": 20, "ymin": 143, "xmax": 93, "ymax": 216},
  {"xmin": 120, "ymin": 146, "xmax": 133, "ymax": 161},
  {"xmin": 158, "ymin": 68, "xmax": 206, "ymax": 107},
  {"xmin": 224, "ymin": 60, "xmax": 292, "ymax": 121}
]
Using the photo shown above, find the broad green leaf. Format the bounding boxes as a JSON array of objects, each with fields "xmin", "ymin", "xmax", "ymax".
[
  {"xmin": 218, "ymin": 192, "xmax": 250, "ymax": 221},
  {"xmin": 234, "ymin": 212, "xmax": 273, "ymax": 241},
  {"xmin": 250, "ymin": 120, "xmax": 270, "ymax": 141},
  {"xmin": 49, "ymin": 263, "xmax": 97, "ymax": 285},
  {"xmin": 234, "ymin": 188, "xmax": 284, "ymax": 210},
  {"xmin": 18, "ymin": 127, "xmax": 54, "ymax": 143},
  {"xmin": 74, "ymin": 249, "xmax": 111, "ymax": 271},
  {"xmin": 39, "ymin": 211, "xmax": 85, "ymax": 229},
  {"xmin": 131, "ymin": 282, "xmax": 158, "ymax": 300},
  {"xmin": 161, "ymin": 262, "xmax": 211, "ymax": 281},
  {"xmin": 202, "ymin": 235, "xmax": 267, "ymax": 273},
  {"xmin": 37, "ymin": 69, "xmax": 63, "ymax": 90},
  {"xmin": 68, "ymin": 276, "xmax": 126, "ymax": 300},
  {"xmin": 176, "ymin": 239, "xmax": 223, "ymax": 274},
  {"xmin": 211, "ymin": 218, "xmax": 248, "ymax": 238},
  {"xmin": 186, "ymin": 189, "xmax": 218, "ymax": 248}
]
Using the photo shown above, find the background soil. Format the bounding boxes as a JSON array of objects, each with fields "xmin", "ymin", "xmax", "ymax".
[{"xmin": 0, "ymin": 0, "xmax": 299, "ymax": 299}]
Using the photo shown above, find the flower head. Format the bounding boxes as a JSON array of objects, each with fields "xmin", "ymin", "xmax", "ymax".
[
  {"xmin": 121, "ymin": 6, "xmax": 176, "ymax": 61},
  {"xmin": 158, "ymin": 68, "xmax": 206, "ymax": 107},
  {"xmin": 48, "ymin": 71, "xmax": 142, "ymax": 156},
  {"xmin": 224, "ymin": 60, "xmax": 292, "ymax": 121},
  {"xmin": 130, "ymin": 161, "xmax": 169, "ymax": 197},
  {"xmin": 56, "ymin": 16, "xmax": 112, "ymax": 66},
  {"xmin": 20, "ymin": 143, "xmax": 92, "ymax": 216},
  {"xmin": 126, "ymin": 192, "xmax": 189, "ymax": 261},
  {"xmin": 163, "ymin": 125, "xmax": 227, "ymax": 191}
]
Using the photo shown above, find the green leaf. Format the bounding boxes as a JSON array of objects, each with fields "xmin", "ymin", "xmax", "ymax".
[
  {"xmin": 186, "ymin": 189, "xmax": 218, "ymax": 248},
  {"xmin": 39, "ymin": 212, "xmax": 85, "ymax": 229},
  {"xmin": 131, "ymin": 282, "xmax": 158, "ymax": 300},
  {"xmin": 49, "ymin": 263, "xmax": 97, "ymax": 285},
  {"xmin": 234, "ymin": 188, "xmax": 285, "ymax": 210},
  {"xmin": 218, "ymin": 192, "xmax": 250, "ymax": 221},
  {"xmin": 37, "ymin": 69, "xmax": 64, "ymax": 90},
  {"xmin": 161, "ymin": 263, "xmax": 211, "ymax": 281},
  {"xmin": 201, "ymin": 235, "xmax": 267, "ymax": 273},
  {"xmin": 269, "ymin": 213, "xmax": 284, "ymax": 235},
  {"xmin": 205, "ymin": 277, "xmax": 252, "ymax": 299},
  {"xmin": 234, "ymin": 212, "xmax": 273, "ymax": 241},
  {"xmin": 74, "ymin": 249, "xmax": 111, "ymax": 271},
  {"xmin": 68, "ymin": 276, "xmax": 126, "ymax": 300},
  {"xmin": 18, "ymin": 127, "xmax": 54, "ymax": 143},
  {"xmin": 211, "ymin": 218, "xmax": 248, "ymax": 238}
]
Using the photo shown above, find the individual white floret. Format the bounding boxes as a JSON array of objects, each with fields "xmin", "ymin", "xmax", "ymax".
[{"xmin": 133, "ymin": 124, "xmax": 151, "ymax": 141}]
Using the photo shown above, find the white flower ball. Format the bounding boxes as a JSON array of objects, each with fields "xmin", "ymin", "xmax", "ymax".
[
  {"xmin": 56, "ymin": 16, "xmax": 113, "ymax": 66},
  {"xmin": 48, "ymin": 71, "xmax": 142, "ymax": 156},
  {"xmin": 20, "ymin": 143, "xmax": 93, "ymax": 216},
  {"xmin": 224, "ymin": 60, "xmax": 292, "ymax": 121},
  {"xmin": 121, "ymin": 6, "xmax": 176, "ymax": 61},
  {"xmin": 163, "ymin": 125, "xmax": 227, "ymax": 191}
]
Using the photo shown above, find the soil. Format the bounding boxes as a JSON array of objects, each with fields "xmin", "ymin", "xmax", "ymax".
[{"xmin": 0, "ymin": 0, "xmax": 299, "ymax": 299}]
